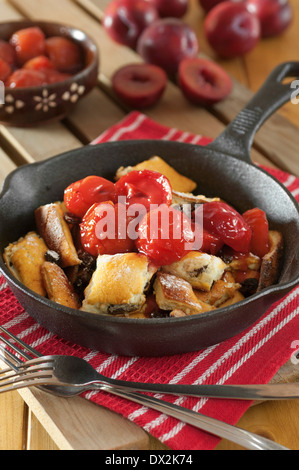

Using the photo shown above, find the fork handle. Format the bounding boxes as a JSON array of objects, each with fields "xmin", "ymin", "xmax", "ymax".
[
  {"xmin": 100, "ymin": 385, "xmax": 288, "ymax": 451},
  {"xmin": 88, "ymin": 378, "xmax": 299, "ymax": 400}
]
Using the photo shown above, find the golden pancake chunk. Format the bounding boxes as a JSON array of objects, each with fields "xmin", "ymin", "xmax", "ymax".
[
  {"xmin": 154, "ymin": 272, "xmax": 213, "ymax": 316},
  {"xmin": 35, "ymin": 202, "xmax": 81, "ymax": 268},
  {"xmin": 41, "ymin": 261, "xmax": 80, "ymax": 309},
  {"xmin": 115, "ymin": 156, "xmax": 197, "ymax": 193},
  {"xmin": 163, "ymin": 251, "xmax": 227, "ymax": 292},
  {"xmin": 81, "ymin": 253, "xmax": 157, "ymax": 315},
  {"xmin": 258, "ymin": 230, "xmax": 284, "ymax": 291},
  {"xmin": 4, "ymin": 231, "xmax": 48, "ymax": 296},
  {"xmin": 194, "ymin": 275, "xmax": 241, "ymax": 308}
]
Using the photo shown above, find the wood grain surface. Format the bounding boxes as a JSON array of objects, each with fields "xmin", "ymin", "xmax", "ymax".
[{"xmin": 0, "ymin": 0, "xmax": 299, "ymax": 451}]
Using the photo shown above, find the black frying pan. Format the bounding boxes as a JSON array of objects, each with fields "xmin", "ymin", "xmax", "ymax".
[{"xmin": 1, "ymin": 62, "xmax": 299, "ymax": 356}]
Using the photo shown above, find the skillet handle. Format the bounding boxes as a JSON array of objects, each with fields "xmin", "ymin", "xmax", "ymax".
[{"xmin": 208, "ymin": 61, "xmax": 299, "ymax": 163}]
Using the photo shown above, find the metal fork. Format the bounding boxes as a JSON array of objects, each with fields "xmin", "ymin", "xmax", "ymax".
[
  {"xmin": 0, "ymin": 327, "xmax": 290, "ymax": 450},
  {"xmin": 1, "ymin": 326, "xmax": 299, "ymax": 401}
]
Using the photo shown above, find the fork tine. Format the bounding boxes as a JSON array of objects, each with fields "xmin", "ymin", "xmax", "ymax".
[
  {"xmin": 0, "ymin": 367, "xmax": 24, "ymax": 382},
  {"xmin": 0, "ymin": 326, "xmax": 41, "ymax": 360},
  {"xmin": 0, "ymin": 378, "xmax": 56, "ymax": 395},
  {"xmin": 0, "ymin": 365, "xmax": 20, "ymax": 378},
  {"xmin": 0, "ymin": 380, "xmax": 52, "ymax": 395},
  {"xmin": 0, "ymin": 362, "xmax": 54, "ymax": 383},
  {"xmin": 0, "ymin": 330, "xmax": 32, "ymax": 362},
  {"xmin": 0, "ymin": 343, "xmax": 22, "ymax": 372},
  {"xmin": 0, "ymin": 325, "xmax": 42, "ymax": 374},
  {"xmin": 0, "ymin": 374, "xmax": 55, "ymax": 394},
  {"xmin": 0, "ymin": 362, "xmax": 55, "ymax": 394},
  {"xmin": 22, "ymin": 357, "xmax": 55, "ymax": 367}
]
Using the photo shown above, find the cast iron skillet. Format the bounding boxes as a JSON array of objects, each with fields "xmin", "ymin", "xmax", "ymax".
[{"xmin": 1, "ymin": 62, "xmax": 299, "ymax": 357}]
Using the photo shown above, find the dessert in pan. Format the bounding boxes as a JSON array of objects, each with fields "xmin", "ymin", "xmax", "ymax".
[{"xmin": 3, "ymin": 156, "xmax": 283, "ymax": 319}]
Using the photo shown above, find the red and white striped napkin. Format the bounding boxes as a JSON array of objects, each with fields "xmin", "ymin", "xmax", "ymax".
[{"xmin": 1, "ymin": 111, "xmax": 299, "ymax": 450}]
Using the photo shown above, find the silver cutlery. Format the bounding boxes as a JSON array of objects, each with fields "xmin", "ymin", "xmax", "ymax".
[
  {"xmin": 0, "ymin": 326, "xmax": 298, "ymax": 401},
  {"xmin": 0, "ymin": 325, "xmax": 290, "ymax": 450}
]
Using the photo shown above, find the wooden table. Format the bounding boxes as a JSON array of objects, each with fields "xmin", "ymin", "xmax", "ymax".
[{"xmin": 0, "ymin": 0, "xmax": 299, "ymax": 450}]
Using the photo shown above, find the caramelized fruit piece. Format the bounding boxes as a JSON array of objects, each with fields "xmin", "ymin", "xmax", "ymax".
[
  {"xmin": 6, "ymin": 69, "xmax": 46, "ymax": 88},
  {"xmin": 24, "ymin": 55, "xmax": 55, "ymax": 71},
  {"xmin": 10, "ymin": 26, "xmax": 46, "ymax": 65},
  {"xmin": 0, "ymin": 58, "xmax": 12, "ymax": 82},
  {"xmin": 45, "ymin": 36, "xmax": 83, "ymax": 73},
  {"xmin": 0, "ymin": 39, "xmax": 16, "ymax": 66}
]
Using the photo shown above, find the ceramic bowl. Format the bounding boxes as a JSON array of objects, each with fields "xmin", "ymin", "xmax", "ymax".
[{"xmin": 0, "ymin": 20, "xmax": 99, "ymax": 127}]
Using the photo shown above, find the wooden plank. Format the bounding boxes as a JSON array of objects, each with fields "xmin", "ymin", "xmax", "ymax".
[
  {"xmin": 75, "ymin": 0, "xmax": 107, "ymax": 21},
  {"xmin": 244, "ymin": 0, "xmax": 299, "ymax": 125},
  {"xmin": 75, "ymin": 0, "xmax": 299, "ymax": 175},
  {"xmin": 216, "ymin": 399, "xmax": 299, "ymax": 451},
  {"xmin": 18, "ymin": 387, "xmax": 150, "ymax": 450},
  {"xmin": 0, "ymin": 148, "xmax": 16, "ymax": 186},
  {"xmin": 0, "ymin": 389, "xmax": 27, "ymax": 450},
  {"xmin": 0, "ymin": 122, "xmax": 82, "ymax": 164},
  {"xmin": 65, "ymin": 87, "xmax": 125, "ymax": 143},
  {"xmin": 27, "ymin": 411, "xmax": 59, "ymax": 450}
]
